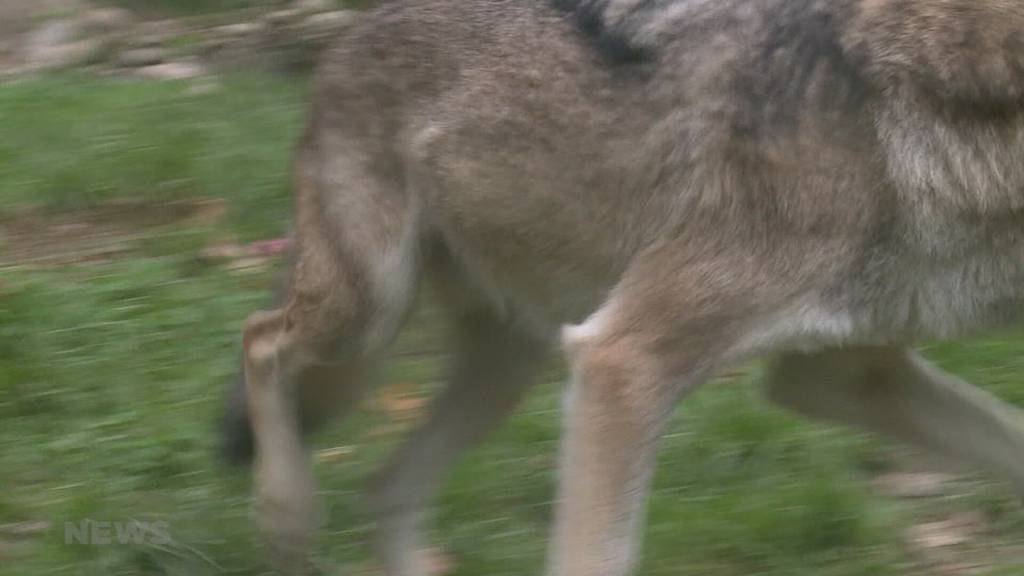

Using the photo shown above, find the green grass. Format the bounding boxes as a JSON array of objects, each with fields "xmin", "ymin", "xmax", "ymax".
[
  {"xmin": 0, "ymin": 74, "xmax": 305, "ymax": 239},
  {"xmin": 1, "ymin": 74, "xmax": 1023, "ymax": 575},
  {"xmin": 99, "ymin": 0, "xmax": 365, "ymax": 16},
  {"xmin": 102, "ymin": 0, "xmax": 284, "ymax": 15}
]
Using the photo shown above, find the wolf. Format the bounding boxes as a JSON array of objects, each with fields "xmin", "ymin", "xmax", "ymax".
[{"xmin": 220, "ymin": 0, "xmax": 1024, "ymax": 573}]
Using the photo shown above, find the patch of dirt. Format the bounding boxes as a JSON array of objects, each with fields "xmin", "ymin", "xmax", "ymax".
[
  {"xmin": 872, "ymin": 472, "xmax": 956, "ymax": 499},
  {"xmin": 869, "ymin": 447, "xmax": 1024, "ymax": 575},
  {"xmin": 0, "ymin": 199, "xmax": 225, "ymax": 266}
]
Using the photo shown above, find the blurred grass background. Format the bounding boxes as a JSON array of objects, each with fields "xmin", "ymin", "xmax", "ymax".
[{"xmin": 2, "ymin": 11, "xmax": 1024, "ymax": 576}]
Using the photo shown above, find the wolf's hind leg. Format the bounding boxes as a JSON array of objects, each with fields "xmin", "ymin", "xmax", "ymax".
[
  {"xmin": 368, "ymin": 301, "xmax": 550, "ymax": 576},
  {"xmin": 765, "ymin": 347, "xmax": 1024, "ymax": 496},
  {"xmin": 242, "ymin": 148, "xmax": 420, "ymax": 574}
]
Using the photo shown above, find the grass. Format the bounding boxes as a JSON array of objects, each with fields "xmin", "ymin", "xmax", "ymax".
[
  {"xmin": 0, "ymin": 74, "xmax": 305, "ymax": 240},
  {"xmin": 99, "ymin": 0, "xmax": 368, "ymax": 16},
  {"xmin": 103, "ymin": 1, "xmax": 285, "ymax": 15},
  {"xmin": 1, "ymin": 73, "xmax": 1023, "ymax": 575}
]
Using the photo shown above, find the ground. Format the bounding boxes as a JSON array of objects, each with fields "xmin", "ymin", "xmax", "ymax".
[{"xmin": 1, "ymin": 73, "xmax": 1024, "ymax": 576}]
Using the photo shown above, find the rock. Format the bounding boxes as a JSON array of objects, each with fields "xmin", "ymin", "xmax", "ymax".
[
  {"xmin": 135, "ymin": 61, "xmax": 205, "ymax": 80},
  {"xmin": 118, "ymin": 47, "xmax": 165, "ymax": 67},
  {"xmin": 23, "ymin": 19, "xmax": 107, "ymax": 70},
  {"xmin": 301, "ymin": 10, "xmax": 357, "ymax": 37},
  {"xmin": 26, "ymin": 20, "xmax": 77, "ymax": 52},
  {"xmin": 25, "ymin": 20, "xmax": 78, "ymax": 63},
  {"xmin": 28, "ymin": 38, "xmax": 101, "ymax": 70},
  {"xmin": 295, "ymin": 0, "xmax": 334, "ymax": 13}
]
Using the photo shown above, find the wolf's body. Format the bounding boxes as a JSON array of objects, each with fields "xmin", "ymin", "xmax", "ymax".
[{"xmin": 222, "ymin": 0, "xmax": 1024, "ymax": 574}]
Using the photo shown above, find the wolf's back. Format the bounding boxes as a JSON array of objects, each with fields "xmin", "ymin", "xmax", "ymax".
[{"xmin": 558, "ymin": 0, "xmax": 1024, "ymax": 106}]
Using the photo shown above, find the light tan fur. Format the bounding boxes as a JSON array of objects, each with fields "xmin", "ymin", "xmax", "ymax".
[{"xmin": 226, "ymin": 0, "xmax": 1024, "ymax": 573}]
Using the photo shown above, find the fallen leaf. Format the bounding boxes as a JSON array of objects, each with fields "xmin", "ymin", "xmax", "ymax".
[
  {"xmin": 315, "ymin": 446, "xmax": 355, "ymax": 463},
  {"xmin": 0, "ymin": 521, "xmax": 51, "ymax": 538},
  {"xmin": 378, "ymin": 383, "xmax": 428, "ymax": 421}
]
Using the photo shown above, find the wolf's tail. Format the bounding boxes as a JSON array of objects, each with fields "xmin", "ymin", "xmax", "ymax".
[{"xmin": 220, "ymin": 365, "xmax": 255, "ymax": 465}]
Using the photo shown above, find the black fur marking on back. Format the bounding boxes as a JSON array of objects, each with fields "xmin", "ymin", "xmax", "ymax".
[
  {"xmin": 732, "ymin": 0, "xmax": 870, "ymax": 138},
  {"xmin": 549, "ymin": 0, "xmax": 652, "ymax": 64}
]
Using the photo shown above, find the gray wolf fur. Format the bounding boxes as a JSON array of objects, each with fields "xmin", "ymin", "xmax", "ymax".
[{"xmin": 221, "ymin": 0, "xmax": 1024, "ymax": 573}]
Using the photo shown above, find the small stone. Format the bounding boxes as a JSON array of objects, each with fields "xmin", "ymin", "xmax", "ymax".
[
  {"xmin": 27, "ymin": 20, "xmax": 77, "ymax": 52},
  {"xmin": 135, "ymin": 61, "xmax": 205, "ymax": 80},
  {"xmin": 24, "ymin": 20, "xmax": 81, "ymax": 66},
  {"xmin": 118, "ymin": 47, "xmax": 165, "ymax": 67}
]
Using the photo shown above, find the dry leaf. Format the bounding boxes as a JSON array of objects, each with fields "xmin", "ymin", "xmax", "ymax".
[
  {"xmin": 378, "ymin": 383, "xmax": 428, "ymax": 421},
  {"xmin": 0, "ymin": 520, "xmax": 51, "ymax": 538},
  {"xmin": 315, "ymin": 446, "xmax": 355, "ymax": 463}
]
